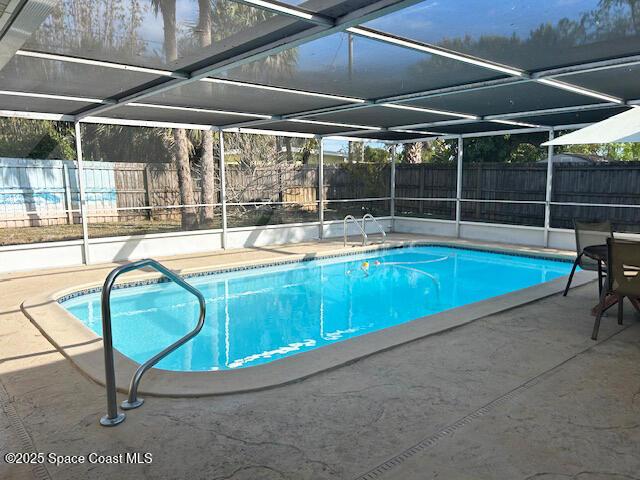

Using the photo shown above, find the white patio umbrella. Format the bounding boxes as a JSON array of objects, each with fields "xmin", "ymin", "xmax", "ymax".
[{"xmin": 543, "ymin": 107, "xmax": 640, "ymax": 146}]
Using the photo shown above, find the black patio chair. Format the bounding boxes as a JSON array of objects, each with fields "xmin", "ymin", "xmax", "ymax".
[
  {"xmin": 591, "ymin": 238, "xmax": 640, "ymax": 340},
  {"xmin": 563, "ymin": 220, "xmax": 613, "ymax": 297}
]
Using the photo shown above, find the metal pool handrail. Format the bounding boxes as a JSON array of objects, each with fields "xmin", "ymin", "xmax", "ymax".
[
  {"xmin": 362, "ymin": 214, "xmax": 386, "ymax": 245},
  {"xmin": 99, "ymin": 258, "xmax": 206, "ymax": 427},
  {"xmin": 343, "ymin": 215, "xmax": 368, "ymax": 247}
]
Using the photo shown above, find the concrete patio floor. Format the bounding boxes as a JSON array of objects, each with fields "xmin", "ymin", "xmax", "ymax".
[{"xmin": 1, "ymin": 234, "xmax": 639, "ymax": 480}]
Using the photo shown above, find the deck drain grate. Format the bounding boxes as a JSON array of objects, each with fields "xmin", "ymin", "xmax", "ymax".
[
  {"xmin": 0, "ymin": 380, "xmax": 52, "ymax": 480},
  {"xmin": 354, "ymin": 325, "xmax": 630, "ymax": 480}
]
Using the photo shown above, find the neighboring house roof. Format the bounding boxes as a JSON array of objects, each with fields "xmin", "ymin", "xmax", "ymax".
[{"xmin": 537, "ymin": 153, "xmax": 610, "ymax": 164}]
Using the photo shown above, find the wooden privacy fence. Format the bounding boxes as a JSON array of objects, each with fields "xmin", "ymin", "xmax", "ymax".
[
  {"xmin": 4, "ymin": 158, "xmax": 639, "ymax": 231},
  {"xmin": 1, "ymin": 161, "xmax": 333, "ymax": 226},
  {"xmin": 394, "ymin": 162, "xmax": 640, "ymax": 230},
  {"xmin": 552, "ymin": 162, "xmax": 640, "ymax": 230},
  {"xmin": 323, "ymin": 164, "xmax": 391, "ymax": 200},
  {"xmin": 395, "ymin": 164, "xmax": 457, "ymax": 220}
]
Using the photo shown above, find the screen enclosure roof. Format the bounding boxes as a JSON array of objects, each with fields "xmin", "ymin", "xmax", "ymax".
[{"xmin": 0, "ymin": 0, "xmax": 638, "ymax": 142}]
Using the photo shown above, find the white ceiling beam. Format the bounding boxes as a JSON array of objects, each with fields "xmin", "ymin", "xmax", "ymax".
[
  {"xmin": 13, "ymin": 45, "xmax": 638, "ymax": 136},
  {"xmin": 0, "ymin": 89, "xmax": 113, "ymax": 104},
  {"xmin": 15, "ymin": 50, "xmax": 187, "ymax": 78},
  {"xmin": 346, "ymin": 26, "xmax": 527, "ymax": 77},
  {"xmin": 483, "ymin": 102, "xmax": 619, "ymax": 121},
  {"xmin": 128, "ymin": 102, "xmax": 273, "ymax": 119},
  {"xmin": 379, "ymin": 103, "xmax": 479, "ymax": 120},
  {"xmin": 231, "ymin": 0, "xmax": 335, "ymax": 26},
  {"xmin": 0, "ymin": 109, "xmax": 74, "ymax": 122},
  {"xmin": 80, "ymin": 116, "xmax": 220, "ymax": 131},
  {"xmin": 535, "ymin": 78, "xmax": 623, "ymax": 104},
  {"xmin": 222, "ymin": 126, "xmax": 316, "ymax": 138},
  {"xmin": 534, "ymin": 55, "xmax": 640, "ymax": 79},
  {"xmin": 288, "ymin": 118, "xmax": 382, "ymax": 130},
  {"xmin": 201, "ymin": 77, "xmax": 365, "ymax": 103},
  {"xmin": 320, "ymin": 128, "xmax": 387, "ymax": 138},
  {"xmin": 215, "ymin": 49, "xmax": 638, "ymax": 131}
]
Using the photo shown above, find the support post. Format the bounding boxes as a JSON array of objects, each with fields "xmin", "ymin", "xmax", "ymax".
[
  {"xmin": 219, "ymin": 131, "xmax": 228, "ymax": 249},
  {"xmin": 544, "ymin": 129, "xmax": 555, "ymax": 247},
  {"xmin": 455, "ymin": 136, "xmax": 463, "ymax": 238},
  {"xmin": 74, "ymin": 122, "xmax": 90, "ymax": 264},
  {"xmin": 143, "ymin": 165, "xmax": 152, "ymax": 220},
  {"xmin": 390, "ymin": 143, "xmax": 397, "ymax": 231},
  {"xmin": 318, "ymin": 136, "xmax": 325, "ymax": 239},
  {"xmin": 62, "ymin": 163, "xmax": 73, "ymax": 224}
]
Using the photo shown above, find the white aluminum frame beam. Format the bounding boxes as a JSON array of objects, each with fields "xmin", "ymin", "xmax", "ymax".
[
  {"xmin": 390, "ymin": 101, "xmax": 635, "ymax": 132},
  {"xmin": 455, "ymin": 136, "xmax": 463, "ymax": 237},
  {"xmin": 318, "ymin": 135, "xmax": 325, "ymax": 239},
  {"xmin": 219, "ymin": 132, "xmax": 228, "ymax": 248},
  {"xmin": 73, "ymin": 121, "xmax": 90, "ymax": 263},
  {"xmin": 347, "ymin": 26, "xmax": 527, "ymax": 77},
  {"xmin": 543, "ymin": 129, "xmax": 554, "ymax": 247},
  {"xmin": 215, "ymin": 52, "xmax": 638, "ymax": 132},
  {"xmin": 231, "ymin": 0, "xmax": 335, "ymax": 26},
  {"xmin": 9, "ymin": 44, "xmax": 638, "ymax": 138}
]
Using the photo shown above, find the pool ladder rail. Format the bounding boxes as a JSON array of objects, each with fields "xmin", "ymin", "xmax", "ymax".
[
  {"xmin": 99, "ymin": 258, "xmax": 206, "ymax": 427},
  {"xmin": 363, "ymin": 214, "xmax": 387, "ymax": 245},
  {"xmin": 343, "ymin": 214, "xmax": 386, "ymax": 247}
]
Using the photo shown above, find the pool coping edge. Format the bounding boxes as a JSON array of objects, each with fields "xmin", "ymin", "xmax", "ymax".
[{"xmin": 21, "ymin": 239, "xmax": 595, "ymax": 398}]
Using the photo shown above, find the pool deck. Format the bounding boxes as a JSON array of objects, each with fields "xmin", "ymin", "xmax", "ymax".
[{"xmin": 1, "ymin": 233, "xmax": 639, "ymax": 480}]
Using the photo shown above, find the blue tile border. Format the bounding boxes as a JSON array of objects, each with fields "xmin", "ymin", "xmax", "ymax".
[{"xmin": 57, "ymin": 242, "xmax": 573, "ymax": 304}]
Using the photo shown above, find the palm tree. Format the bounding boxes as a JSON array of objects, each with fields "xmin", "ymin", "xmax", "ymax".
[
  {"xmin": 151, "ymin": 0, "xmax": 177, "ymax": 63},
  {"xmin": 151, "ymin": 0, "xmax": 197, "ymax": 228},
  {"xmin": 196, "ymin": 0, "xmax": 217, "ymax": 227},
  {"xmin": 403, "ymin": 143, "xmax": 423, "ymax": 164}
]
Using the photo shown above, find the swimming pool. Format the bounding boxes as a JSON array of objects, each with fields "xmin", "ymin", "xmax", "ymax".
[{"xmin": 60, "ymin": 246, "xmax": 573, "ymax": 372}]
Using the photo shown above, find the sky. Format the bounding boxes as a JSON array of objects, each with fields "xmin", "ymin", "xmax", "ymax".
[{"xmin": 323, "ymin": 138, "xmax": 387, "ymax": 155}]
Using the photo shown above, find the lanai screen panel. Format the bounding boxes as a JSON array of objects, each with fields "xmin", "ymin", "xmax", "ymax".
[
  {"xmin": 364, "ymin": 0, "xmax": 640, "ymax": 72},
  {"xmin": 512, "ymin": 106, "xmax": 630, "ymax": 128},
  {"xmin": 221, "ymin": 32, "xmax": 507, "ymax": 100},
  {"xmin": 553, "ymin": 65, "xmax": 640, "ymax": 102},
  {"xmin": 143, "ymin": 81, "xmax": 358, "ymax": 117},
  {"xmin": 397, "ymin": 82, "xmax": 606, "ymax": 118},
  {"xmin": 0, "ymin": 0, "xmax": 637, "ymax": 137},
  {"xmin": 0, "ymin": 55, "xmax": 165, "ymax": 102},
  {"xmin": 21, "ymin": 0, "xmax": 311, "ymax": 72},
  {"xmin": 305, "ymin": 105, "xmax": 463, "ymax": 128}
]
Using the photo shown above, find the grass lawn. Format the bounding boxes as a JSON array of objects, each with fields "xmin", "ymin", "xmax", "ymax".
[{"xmin": 0, "ymin": 204, "xmax": 389, "ymax": 246}]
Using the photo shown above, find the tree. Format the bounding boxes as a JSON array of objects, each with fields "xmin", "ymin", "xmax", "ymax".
[
  {"xmin": 196, "ymin": 0, "xmax": 217, "ymax": 227},
  {"xmin": 152, "ymin": 0, "xmax": 197, "ymax": 228},
  {"xmin": 403, "ymin": 142, "xmax": 423, "ymax": 164},
  {"xmin": 557, "ymin": 141, "xmax": 640, "ymax": 160},
  {"xmin": 463, "ymin": 133, "xmax": 546, "ymax": 163},
  {"xmin": 348, "ymin": 141, "xmax": 365, "ymax": 162},
  {"xmin": 0, "ymin": 118, "xmax": 76, "ymax": 159},
  {"xmin": 363, "ymin": 145, "xmax": 388, "ymax": 163}
]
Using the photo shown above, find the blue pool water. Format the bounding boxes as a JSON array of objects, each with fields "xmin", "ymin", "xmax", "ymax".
[{"xmin": 61, "ymin": 246, "xmax": 573, "ymax": 371}]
